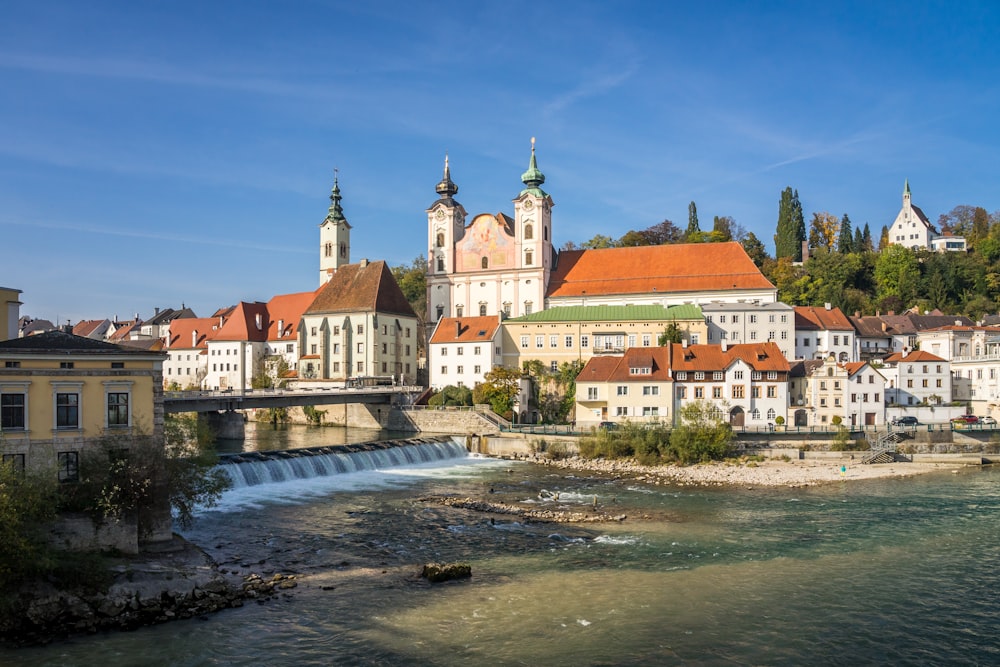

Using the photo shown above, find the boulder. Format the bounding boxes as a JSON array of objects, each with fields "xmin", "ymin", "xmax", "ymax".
[{"xmin": 421, "ymin": 562, "xmax": 472, "ymax": 583}]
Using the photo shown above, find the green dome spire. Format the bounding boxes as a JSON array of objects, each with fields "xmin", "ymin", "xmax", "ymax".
[
  {"xmin": 326, "ymin": 170, "xmax": 346, "ymax": 224},
  {"xmin": 520, "ymin": 137, "xmax": 547, "ymax": 196}
]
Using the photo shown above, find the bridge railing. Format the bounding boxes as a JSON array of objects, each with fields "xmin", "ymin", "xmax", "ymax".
[{"xmin": 164, "ymin": 386, "xmax": 423, "ymax": 401}]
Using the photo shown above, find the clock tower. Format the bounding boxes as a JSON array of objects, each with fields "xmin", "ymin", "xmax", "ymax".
[{"xmin": 319, "ymin": 172, "xmax": 352, "ymax": 286}]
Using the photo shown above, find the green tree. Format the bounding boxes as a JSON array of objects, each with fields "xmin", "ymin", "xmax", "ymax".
[
  {"xmin": 774, "ymin": 187, "xmax": 805, "ymax": 261},
  {"xmin": 391, "ymin": 255, "xmax": 427, "ymax": 321},
  {"xmin": 712, "ymin": 215, "xmax": 734, "ymax": 242},
  {"xmin": 0, "ymin": 461, "xmax": 58, "ymax": 592},
  {"xmin": 428, "ymin": 385, "xmax": 473, "ymax": 407},
  {"xmin": 581, "ymin": 234, "xmax": 618, "ymax": 249},
  {"xmin": 970, "ymin": 207, "xmax": 990, "ymax": 247},
  {"xmin": 808, "ymin": 212, "xmax": 839, "ymax": 251},
  {"xmin": 685, "ymin": 201, "xmax": 701, "ymax": 241},
  {"xmin": 664, "ymin": 401, "xmax": 733, "ymax": 464},
  {"xmin": 878, "ymin": 225, "xmax": 890, "ymax": 252},
  {"xmin": 861, "ymin": 224, "xmax": 873, "ymax": 252},
  {"xmin": 838, "ymin": 213, "xmax": 854, "ymax": 253},
  {"xmin": 658, "ymin": 321, "xmax": 684, "ymax": 345},
  {"xmin": 741, "ymin": 232, "xmax": 769, "ymax": 267},
  {"xmin": 618, "ymin": 229, "xmax": 652, "ymax": 247},
  {"xmin": 473, "ymin": 367, "xmax": 523, "ymax": 419},
  {"xmin": 875, "ymin": 245, "xmax": 920, "ymax": 308}
]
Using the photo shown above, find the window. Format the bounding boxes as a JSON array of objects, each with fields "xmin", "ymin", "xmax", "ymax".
[
  {"xmin": 820, "ymin": 381, "xmax": 827, "ymax": 390},
  {"xmin": 719, "ymin": 315, "xmax": 727, "ymax": 324},
  {"xmin": 356, "ymin": 361, "xmax": 364, "ymax": 372},
  {"xmin": 479, "ymin": 304, "xmax": 487, "ymax": 316},
  {"xmin": 457, "ymin": 346, "xmax": 464, "ymax": 356},
  {"xmin": 617, "ymin": 386, "xmax": 628, "ymax": 396},
  {"xmin": 332, "ymin": 343, "xmax": 340, "ymax": 354},
  {"xmin": 713, "ymin": 372, "xmax": 724, "ymax": 381},
  {"xmin": 456, "ymin": 306, "xmax": 464, "ymax": 317},
  {"xmin": 820, "ymin": 398, "xmax": 827, "ymax": 407},
  {"xmin": 481, "ymin": 256, "xmax": 489, "ymax": 269},
  {"xmin": 767, "ymin": 408, "xmax": 776, "ymax": 420},
  {"xmin": 56, "ymin": 393, "xmax": 79, "ymax": 429},
  {"xmin": 628, "ymin": 335, "xmax": 636, "ymax": 348},
  {"xmin": 525, "ymin": 251, "xmax": 533, "ymax": 266},
  {"xmin": 565, "ymin": 336, "xmax": 573, "ymax": 348},
  {"xmin": 111, "ymin": 362, "xmax": 124, "ymax": 369},
  {"xmin": 768, "ymin": 331, "xmax": 775, "ymax": 340},
  {"xmin": 4, "ymin": 361, "xmax": 20, "ymax": 368},
  {"xmin": 694, "ymin": 372, "xmax": 705, "ymax": 381},
  {"xmin": 863, "ymin": 393, "xmax": 869, "ymax": 402},
  {"xmin": 1, "ymin": 453, "xmax": 24, "ymax": 473},
  {"xmin": 922, "ymin": 379, "xmax": 929, "ymax": 388},
  {"xmin": 642, "ymin": 386, "xmax": 659, "ymax": 396},
  {"xmin": 851, "ymin": 393, "xmax": 857, "ymax": 402},
  {"xmin": 750, "ymin": 314, "xmax": 757, "ymax": 323},
  {"xmin": 780, "ymin": 331, "xmax": 787, "ymax": 340},
  {"xmin": 677, "ymin": 386, "xmax": 687, "ymax": 399},
  {"xmin": 550, "ymin": 336, "xmax": 558, "ymax": 348},
  {"xmin": 357, "ymin": 325, "xmax": 364, "ymax": 335},
  {"xmin": 750, "ymin": 408, "xmax": 760, "ymax": 420},
  {"xmin": 936, "ymin": 379, "xmax": 942, "ymax": 388},
  {"xmin": 473, "ymin": 346, "xmax": 481, "ymax": 355},
  {"xmin": 107, "ymin": 392, "xmax": 129, "ymax": 427},
  {"xmin": 286, "ymin": 344, "xmax": 294, "ymax": 353},
  {"xmin": 750, "ymin": 331, "xmax": 757, "ymax": 340},
  {"xmin": 536, "ymin": 336, "xmax": 544, "ymax": 348},
  {"xmin": 869, "ymin": 375, "xmax": 875, "ymax": 384},
  {"xmin": 587, "ymin": 387, "xmax": 598, "ymax": 400},
  {"xmin": 382, "ymin": 343, "xmax": 388, "ymax": 354},
  {"xmin": 712, "ymin": 386, "xmax": 722, "ymax": 398},
  {"xmin": 834, "ymin": 336, "xmax": 840, "ymax": 346},
  {"xmin": 1, "ymin": 393, "xmax": 26, "ymax": 430},
  {"xmin": 732, "ymin": 385, "xmax": 745, "ymax": 399},
  {"xmin": 694, "ymin": 387, "xmax": 704, "ymax": 398},
  {"xmin": 580, "ymin": 335, "xmax": 589, "ymax": 348},
  {"xmin": 357, "ymin": 343, "xmax": 364, "ymax": 353},
  {"xmin": 311, "ymin": 344, "xmax": 318, "ymax": 355},
  {"xmin": 457, "ymin": 366, "xmax": 464, "ymax": 374},
  {"xmin": 616, "ymin": 407, "xmax": 628, "ymax": 417},
  {"xmin": 524, "ymin": 301, "xmax": 533, "ymax": 315},
  {"xmin": 550, "ymin": 361, "xmax": 558, "ymax": 372},
  {"xmin": 767, "ymin": 371, "xmax": 777, "ymax": 380},
  {"xmin": 766, "ymin": 385, "xmax": 777, "ymax": 398},
  {"xmin": 503, "ymin": 302, "xmax": 512, "ymax": 316},
  {"xmin": 676, "ymin": 372, "xmax": 687, "ymax": 381},
  {"xmin": 642, "ymin": 407, "xmax": 659, "ymax": 417},
  {"xmin": 60, "ymin": 362, "xmax": 74, "ymax": 369},
  {"xmin": 834, "ymin": 398, "xmax": 841, "ymax": 407},
  {"xmin": 524, "ymin": 224, "xmax": 533, "ymax": 240},
  {"xmin": 441, "ymin": 348, "xmax": 448, "ymax": 357},
  {"xmin": 520, "ymin": 336, "xmax": 529, "ymax": 349},
  {"xmin": 57, "ymin": 452, "xmax": 79, "ymax": 483},
  {"xmin": 474, "ymin": 365, "xmax": 482, "ymax": 374},
  {"xmin": 642, "ymin": 334, "xmax": 651, "ymax": 347}
]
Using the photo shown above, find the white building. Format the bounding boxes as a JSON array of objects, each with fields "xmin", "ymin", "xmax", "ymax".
[
  {"xmin": 428, "ymin": 315, "xmax": 503, "ymax": 390},
  {"xmin": 794, "ymin": 305, "xmax": 855, "ymax": 362},
  {"xmin": 702, "ymin": 301, "xmax": 795, "ymax": 361},
  {"xmin": 881, "ymin": 350, "xmax": 951, "ymax": 407},
  {"xmin": 888, "ymin": 180, "xmax": 965, "ymax": 252}
]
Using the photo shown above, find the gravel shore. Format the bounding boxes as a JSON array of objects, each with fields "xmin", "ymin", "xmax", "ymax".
[{"xmin": 527, "ymin": 455, "xmax": 964, "ymax": 488}]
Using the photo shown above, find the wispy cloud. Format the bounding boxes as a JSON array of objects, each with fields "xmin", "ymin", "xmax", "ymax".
[
  {"xmin": 0, "ymin": 217, "xmax": 310, "ymax": 254},
  {"xmin": 543, "ymin": 57, "xmax": 642, "ymax": 117}
]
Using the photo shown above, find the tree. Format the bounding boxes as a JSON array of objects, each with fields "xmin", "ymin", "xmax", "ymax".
[
  {"xmin": 853, "ymin": 227, "xmax": 864, "ymax": 252},
  {"xmin": 938, "ymin": 205, "xmax": 977, "ymax": 237},
  {"xmin": 391, "ymin": 255, "xmax": 427, "ymax": 321},
  {"xmin": 774, "ymin": 187, "xmax": 805, "ymax": 261},
  {"xmin": 664, "ymin": 401, "xmax": 733, "ymax": 464},
  {"xmin": 473, "ymin": 367, "xmax": 523, "ymax": 419},
  {"xmin": 0, "ymin": 461, "xmax": 58, "ymax": 592},
  {"xmin": 644, "ymin": 219, "xmax": 684, "ymax": 245},
  {"xmin": 618, "ymin": 229, "xmax": 652, "ymax": 247},
  {"xmin": 837, "ymin": 214, "xmax": 854, "ymax": 253},
  {"xmin": 741, "ymin": 232, "xmax": 769, "ymax": 267},
  {"xmin": 970, "ymin": 207, "xmax": 990, "ymax": 247},
  {"xmin": 861, "ymin": 224, "xmax": 873, "ymax": 252},
  {"xmin": 581, "ymin": 234, "xmax": 618, "ymax": 249},
  {"xmin": 428, "ymin": 385, "xmax": 473, "ymax": 407},
  {"xmin": 808, "ymin": 212, "xmax": 839, "ymax": 251},
  {"xmin": 658, "ymin": 321, "xmax": 684, "ymax": 345},
  {"xmin": 875, "ymin": 245, "xmax": 920, "ymax": 308},
  {"xmin": 686, "ymin": 201, "xmax": 700, "ymax": 241},
  {"xmin": 712, "ymin": 215, "xmax": 735, "ymax": 242},
  {"xmin": 878, "ymin": 225, "xmax": 890, "ymax": 252}
]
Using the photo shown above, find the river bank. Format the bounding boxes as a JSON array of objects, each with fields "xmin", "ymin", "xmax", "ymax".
[{"xmin": 520, "ymin": 454, "xmax": 971, "ymax": 487}]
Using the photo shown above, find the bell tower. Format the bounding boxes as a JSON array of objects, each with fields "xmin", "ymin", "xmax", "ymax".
[
  {"xmin": 319, "ymin": 171, "xmax": 352, "ymax": 286},
  {"xmin": 426, "ymin": 155, "xmax": 467, "ymax": 324},
  {"xmin": 512, "ymin": 137, "xmax": 553, "ymax": 314}
]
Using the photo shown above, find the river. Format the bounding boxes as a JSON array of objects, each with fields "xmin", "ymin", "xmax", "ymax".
[{"xmin": 7, "ymin": 425, "xmax": 1000, "ymax": 666}]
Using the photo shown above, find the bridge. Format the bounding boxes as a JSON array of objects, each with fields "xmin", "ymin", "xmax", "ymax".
[{"xmin": 163, "ymin": 386, "xmax": 424, "ymax": 439}]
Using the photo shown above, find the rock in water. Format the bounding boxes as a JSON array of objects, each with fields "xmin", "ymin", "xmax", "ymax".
[{"xmin": 421, "ymin": 563, "xmax": 472, "ymax": 583}]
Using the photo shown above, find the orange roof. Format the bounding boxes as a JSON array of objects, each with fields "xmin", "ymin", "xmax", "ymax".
[
  {"xmin": 167, "ymin": 317, "xmax": 222, "ymax": 350},
  {"xmin": 266, "ymin": 290, "xmax": 318, "ymax": 342},
  {"xmin": 108, "ymin": 321, "xmax": 139, "ymax": 341},
  {"xmin": 883, "ymin": 350, "xmax": 946, "ymax": 364},
  {"xmin": 72, "ymin": 319, "xmax": 107, "ymax": 337},
  {"xmin": 670, "ymin": 342, "xmax": 789, "ymax": 373},
  {"xmin": 546, "ymin": 242, "xmax": 774, "ymax": 299},
  {"xmin": 577, "ymin": 355, "xmax": 628, "ymax": 384},
  {"xmin": 213, "ymin": 302, "xmax": 270, "ymax": 342},
  {"xmin": 794, "ymin": 306, "xmax": 853, "ymax": 331},
  {"xmin": 840, "ymin": 361, "xmax": 874, "ymax": 378},
  {"xmin": 578, "ymin": 347, "xmax": 674, "ymax": 383},
  {"xmin": 429, "ymin": 316, "xmax": 502, "ymax": 344},
  {"xmin": 307, "ymin": 260, "xmax": 415, "ymax": 317}
]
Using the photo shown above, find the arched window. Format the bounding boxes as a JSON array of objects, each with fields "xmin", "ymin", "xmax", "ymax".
[
  {"xmin": 525, "ymin": 251, "xmax": 533, "ymax": 266},
  {"xmin": 339, "ymin": 242, "xmax": 346, "ymax": 258},
  {"xmin": 479, "ymin": 304, "xmax": 488, "ymax": 316},
  {"xmin": 481, "ymin": 256, "xmax": 489, "ymax": 269},
  {"xmin": 524, "ymin": 224, "xmax": 533, "ymax": 240},
  {"xmin": 436, "ymin": 232, "xmax": 444, "ymax": 248},
  {"xmin": 827, "ymin": 367, "xmax": 834, "ymax": 376},
  {"xmin": 324, "ymin": 242, "xmax": 333, "ymax": 257},
  {"xmin": 751, "ymin": 408, "xmax": 760, "ymax": 421},
  {"xmin": 767, "ymin": 408, "xmax": 776, "ymax": 420}
]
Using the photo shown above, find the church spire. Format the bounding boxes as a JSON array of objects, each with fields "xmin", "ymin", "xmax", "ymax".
[
  {"xmin": 904, "ymin": 178, "xmax": 910, "ymax": 196},
  {"xmin": 520, "ymin": 137, "xmax": 547, "ymax": 197},
  {"xmin": 326, "ymin": 170, "xmax": 347, "ymax": 224},
  {"xmin": 435, "ymin": 153, "xmax": 458, "ymax": 199}
]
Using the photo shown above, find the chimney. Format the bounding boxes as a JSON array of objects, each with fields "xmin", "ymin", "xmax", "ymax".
[
  {"xmin": 888, "ymin": 310, "xmax": 895, "ymax": 317},
  {"xmin": 255, "ymin": 313, "xmax": 263, "ymax": 330},
  {"xmin": 824, "ymin": 303, "xmax": 832, "ymax": 311},
  {"xmin": 155, "ymin": 307, "xmax": 160, "ymax": 315},
  {"xmin": 955, "ymin": 319, "xmax": 962, "ymax": 326},
  {"xmin": 455, "ymin": 321, "xmax": 462, "ymax": 338},
  {"xmin": 277, "ymin": 319, "xmax": 284, "ymax": 337},
  {"xmin": 854, "ymin": 311, "xmax": 860, "ymax": 318},
  {"xmin": 360, "ymin": 258, "xmax": 369, "ymax": 268},
  {"xmin": 902, "ymin": 348, "xmax": 908, "ymax": 358},
  {"xmin": 721, "ymin": 341, "xmax": 728, "ymax": 352},
  {"xmin": 192, "ymin": 330, "xmax": 198, "ymax": 347},
  {"xmin": 681, "ymin": 339, "xmax": 688, "ymax": 348},
  {"xmin": 881, "ymin": 322, "xmax": 887, "ymax": 332}
]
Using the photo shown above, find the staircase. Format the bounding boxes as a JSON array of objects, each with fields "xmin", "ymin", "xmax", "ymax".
[
  {"xmin": 473, "ymin": 405, "xmax": 512, "ymax": 431},
  {"xmin": 861, "ymin": 431, "xmax": 904, "ymax": 464}
]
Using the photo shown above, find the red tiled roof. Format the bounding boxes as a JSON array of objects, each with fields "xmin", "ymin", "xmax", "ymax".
[
  {"xmin": 307, "ymin": 260, "xmax": 416, "ymax": 317},
  {"xmin": 794, "ymin": 306, "xmax": 853, "ymax": 331},
  {"xmin": 670, "ymin": 342, "xmax": 789, "ymax": 373},
  {"xmin": 211, "ymin": 302, "xmax": 270, "ymax": 342},
  {"xmin": 547, "ymin": 242, "xmax": 774, "ymax": 299},
  {"xmin": 840, "ymin": 361, "xmax": 870, "ymax": 377},
  {"xmin": 429, "ymin": 316, "xmax": 502, "ymax": 344},
  {"xmin": 108, "ymin": 322, "xmax": 139, "ymax": 341},
  {"xmin": 72, "ymin": 319, "xmax": 106, "ymax": 337},
  {"xmin": 266, "ymin": 290, "xmax": 318, "ymax": 342},
  {"xmin": 883, "ymin": 350, "xmax": 946, "ymax": 364},
  {"xmin": 167, "ymin": 317, "xmax": 222, "ymax": 350}
]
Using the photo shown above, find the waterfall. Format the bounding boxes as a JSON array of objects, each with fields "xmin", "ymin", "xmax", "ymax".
[{"xmin": 218, "ymin": 437, "xmax": 470, "ymax": 488}]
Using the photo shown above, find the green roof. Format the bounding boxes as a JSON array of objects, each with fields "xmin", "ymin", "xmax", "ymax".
[{"xmin": 505, "ymin": 304, "xmax": 703, "ymax": 323}]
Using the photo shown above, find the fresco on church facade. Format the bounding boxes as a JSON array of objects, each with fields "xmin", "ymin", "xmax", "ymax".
[{"xmin": 458, "ymin": 214, "xmax": 514, "ymax": 271}]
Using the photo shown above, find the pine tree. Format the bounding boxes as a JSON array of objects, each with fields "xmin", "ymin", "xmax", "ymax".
[
  {"xmin": 774, "ymin": 187, "xmax": 805, "ymax": 261},
  {"xmin": 862, "ymin": 223, "xmax": 873, "ymax": 252},
  {"xmin": 878, "ymin": 225, "xmax": 890, "ymax": 251},
  {"xmin": 686, "ymin": 201, "xmax": 700, "ymax": 241},
  {"xmin": 838, "ymin": 213, "xmax": 854, "ymax": 253},
  {"xmin": 741, "ymin": 232, "xmax": 769, "ymax": 267},
  {"xmin": 853, "ymin": 227, "xmax": 864, "ymax": 252}
]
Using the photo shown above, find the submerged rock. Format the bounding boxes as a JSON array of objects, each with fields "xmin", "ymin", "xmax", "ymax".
[{"xmin": 421, "ymin": 562, "xmax": 472, "ymax": 583}]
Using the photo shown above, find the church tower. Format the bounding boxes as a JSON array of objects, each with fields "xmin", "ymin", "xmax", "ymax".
[
  {"xmin": 512, "ymin": 137, "xmax": 553, "ymax": 316},
  {"xmin": 426, "ymin": 155, "xmax": 467, "ymax": 323},
  {"xmin": 319, "ymin": 172, "xmax": 352, "ymax": 286}
]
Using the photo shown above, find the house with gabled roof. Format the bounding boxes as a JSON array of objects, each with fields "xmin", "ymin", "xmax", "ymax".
[
  {"xmin": 794, "ymin": 305, "xmax": 855, "ymax": 362},
  {"xmin": 263, "ymin": 290, "xmax": 319, "ymax": 380},
  {"xmin": 299, "ymin": 258, "xmax": 419, "ymax": 383},
  {"xmin": 163, "ymin": 316, "xmax": 222, "ymax": 389},
  {"xmin": 72, "ymin": 318, "xmax": 112, "ymax": 340},
  {"xmin": 203, "ymin": 302, "xmax": 270, "ymax": 391},
  {"xmin": 575, "ymin": 347, "xmax": 673, "ymax": 426},
  {"xmin": 888, "ymin": 180, "xmax": 966, "ymax": 252},
  {"xmin": 428, "ymin": 315, "xmax": 503, "ymax": 390},
  {"xmin": 881, "ymin": 349, "xmax": 951, "ymax": 407}
]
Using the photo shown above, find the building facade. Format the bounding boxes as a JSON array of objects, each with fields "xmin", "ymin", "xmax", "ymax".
[
  {"xmin": 702, "ymin": 301, "xmax": 794, "ymax": 361},
  {"xmin": 427, "ymin": 315, "xmax": 503, "ymax": 390}
]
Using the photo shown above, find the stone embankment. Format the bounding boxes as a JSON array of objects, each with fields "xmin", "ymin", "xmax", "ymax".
[
  {"xmin": 1, "ymin": 538, "xmax": 297, "ymax": 647},
  {"xmin": 511, "ymin": 454, "xmax": 967, "ymax": 488}
]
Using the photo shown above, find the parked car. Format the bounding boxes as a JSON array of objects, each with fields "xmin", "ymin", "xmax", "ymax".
[
  {"xmin": 951, "ymin": 415, "xmax": 979, "ymax": 425},
  {"xmin": 891, "ymin": 416, "xmax": 919, "ymax": 426},
  {"xmin": 597, "ymin": 421, "xmax": 619, "ymax": 431},
  {"xmin": 980, "ymin": 416, "xmax": 997, "ymax": 426}
]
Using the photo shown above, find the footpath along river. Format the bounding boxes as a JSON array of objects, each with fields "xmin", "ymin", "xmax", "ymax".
[{"xmin": 7, "ymin": 424, "xmax": 1000, "ymax": 666}]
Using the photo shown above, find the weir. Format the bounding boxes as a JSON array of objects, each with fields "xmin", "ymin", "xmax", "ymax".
[{"xmin": 217, "ymin": 437, "xmax": 469, "ymax": 487}]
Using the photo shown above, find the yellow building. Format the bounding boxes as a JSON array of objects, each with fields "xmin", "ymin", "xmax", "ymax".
[
  {"xmin": 0, "ymin": 285, "xmax": 22, "ymax": 342},
  {"xmin": 0, "ymin": 330, "xmax": 166, "ymax": 481},
  {"xmin": 500, "ymin": 304, "xmax": 706, "ymax": 373}
]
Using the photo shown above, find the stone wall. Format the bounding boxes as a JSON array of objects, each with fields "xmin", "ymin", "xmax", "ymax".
[
  {"xmin": 48, "ymin": 512, "xmax": 139, "ymax": 555},
  {"xmin": 387, "ymin": 408, "xmax": 499, "ymax": 435}
]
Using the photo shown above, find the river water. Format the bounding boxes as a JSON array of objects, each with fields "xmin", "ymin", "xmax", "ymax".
[{"xmin": 7, "ymin": 425, "xmax": 1000, "ymax": 666}]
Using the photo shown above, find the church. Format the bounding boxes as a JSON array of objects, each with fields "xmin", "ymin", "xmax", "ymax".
[{"xmin": 424, "ymin": 140, "xmax": 777, "ymax": 331}]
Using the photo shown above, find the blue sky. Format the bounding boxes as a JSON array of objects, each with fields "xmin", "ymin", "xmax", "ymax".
[{"xmin": 2, "ymin": 0, "xmax": 998, "ymax": 324}]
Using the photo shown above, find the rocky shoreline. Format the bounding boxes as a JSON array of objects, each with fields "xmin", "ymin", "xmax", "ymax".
[
  {"xmin": 423, "ymin": 495, "xmax": 627, "ymax": 523},
  {"xmin": 518, "ymin": 453, "xmax": 966, "ymax": 488},
  {"xmin": 0, "ymin": 537, "xmax": 297, "ymax": 648}
]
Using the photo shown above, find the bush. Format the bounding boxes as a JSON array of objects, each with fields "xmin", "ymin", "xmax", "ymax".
[{"xmin": 662, "ymin": 402, "xmax": 733, "ymax": 464}]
